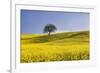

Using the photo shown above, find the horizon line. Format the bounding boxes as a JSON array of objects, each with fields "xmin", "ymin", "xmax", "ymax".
[{"xmin": 21, "ymin": 30, "xmax": 89, "ymax": 35}]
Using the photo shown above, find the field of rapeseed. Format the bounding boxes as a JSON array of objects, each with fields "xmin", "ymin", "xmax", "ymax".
[{"xmin": 21, "ymin": 31, "xmax": 90, "ymax": 63}]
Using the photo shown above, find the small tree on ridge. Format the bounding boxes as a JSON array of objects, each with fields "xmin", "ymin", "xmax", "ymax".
[{"xmin": 43, "ymin": 24, "xmax": 57, "ymax": 36}]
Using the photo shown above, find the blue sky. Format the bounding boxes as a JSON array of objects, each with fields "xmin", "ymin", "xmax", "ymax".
[{"xmin": 21, "ymin": 10, "xmax": 89, "ymax": 34}]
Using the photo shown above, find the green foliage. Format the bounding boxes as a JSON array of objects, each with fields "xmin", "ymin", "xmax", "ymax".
[{"xmin": 43, "ymin": 24, "xmax": 57, "ymax": 35}]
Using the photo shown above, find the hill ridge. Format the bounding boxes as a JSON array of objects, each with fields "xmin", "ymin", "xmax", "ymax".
[{"xmin": 21, "ymin": 31, "xmax": 89, "ymax": 44}]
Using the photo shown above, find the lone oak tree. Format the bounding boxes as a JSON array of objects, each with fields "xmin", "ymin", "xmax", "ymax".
[{"xmin": 43, "ymin": 24, "xmax": 57, "ymax": 36}]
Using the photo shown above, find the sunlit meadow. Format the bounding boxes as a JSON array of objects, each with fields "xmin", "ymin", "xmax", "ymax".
[{"xmin": 21, "ymin": 31, "xmax": 90, "ymax": 63}]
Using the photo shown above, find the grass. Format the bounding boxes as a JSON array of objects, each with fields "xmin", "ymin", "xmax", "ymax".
[{"xmin": 21, "ymin": 31, "xmax": 90, "ymax": 63}]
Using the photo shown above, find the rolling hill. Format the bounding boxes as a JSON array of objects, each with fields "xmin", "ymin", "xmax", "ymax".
[
  {"xmin": 21, "ymin": 31, "xmax": 90, "ymax": 63},
  {"xmin": 21, "ymin": 31, "xmax": 89, "ymax": 44}
]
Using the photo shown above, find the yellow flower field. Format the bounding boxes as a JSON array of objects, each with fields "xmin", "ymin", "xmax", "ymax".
[{"xmin": 21, "ymin": 31, "xmax": 90, "ymax": 63}]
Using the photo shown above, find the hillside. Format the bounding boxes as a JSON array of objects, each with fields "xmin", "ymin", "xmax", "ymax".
[
  {"xmin": 21, "ymin": 31, "xmax": 90, "ymax": 63},
  {"xmin": 21, "ymin": 31, "xmax": 89, "ymax": 44}
]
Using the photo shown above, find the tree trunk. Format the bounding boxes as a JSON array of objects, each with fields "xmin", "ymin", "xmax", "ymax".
[{"xmin": 48, "ymin": 32, "xmax": 51, "ymax": 36}]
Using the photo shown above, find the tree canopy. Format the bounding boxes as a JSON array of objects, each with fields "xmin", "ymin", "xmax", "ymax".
[{"xmin": 43, "ymin": 24, "xmax": 57, "ymax": 36}]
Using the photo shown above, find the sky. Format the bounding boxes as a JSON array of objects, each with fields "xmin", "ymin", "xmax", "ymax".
[{"xmin": 21, "ymin": 10, "xmax": 89, "ymax": 34}]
